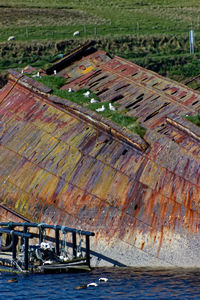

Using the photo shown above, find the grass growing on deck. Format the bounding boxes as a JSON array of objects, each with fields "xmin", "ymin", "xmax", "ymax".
[
  {"xmin": 185, "ymin": 115, "xmax": 200, "ymax": 127},
  {"xmin": 53, "ymin": 88, "xmax": 98, "ymax": 105},
  {"xmin": 35, "ymin": 75, "xmax": 146, "ymax": 138},
  {"xmin": 36, "ymin": 75, "xmax": 66, "ymax": 90}
]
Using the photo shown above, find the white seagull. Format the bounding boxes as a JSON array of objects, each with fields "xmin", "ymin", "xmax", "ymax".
[
  {"xmin": 99, "ymin": 277, "xmax": 108, "ymax": 282},
  {"xmin": 90, "ymin": 98, "xmax": 98, "ymax": 103},
  {"xmin": 32, "ymin": 71, "xmax": 41, "ymax": 78},
  {"xmin": 87, "ymin": 282, "xmax": 98, "ymax": 287},
  {"xmin": 109, "ymin": 103, "xmax": 115, "ymax": 111},
  {"xmin": 68, "ymin": 88, "xmax": 73, "ymax": 93},
  {"xmin": 96, "ymin": 105, "xmax": 105, "ymax": 112},
  {"xmin": 83, "ymin": 91, "xmax": 90, "ymax": 97}
]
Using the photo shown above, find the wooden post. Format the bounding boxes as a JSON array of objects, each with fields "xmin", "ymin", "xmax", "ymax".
[
  {"xmin": 86, "ymin": 235, "xmax": 90, "ymax": 267},
  {"xmin": 24, "ymin": 236, "xmax": 29, "ymax": 271},
  {"xmin": 39, "ymin": 227, "xmax": 43, "ymax": 243},
  {"xmin": 21, "ymin": 224, "xmax": 27, "ymax": 246},
  {"xmin": 12, "ymin": 231, "xmax": 16, "ymax": 261},
  {"xmin": 23, "ymin": 225, "xmax": 29, "ymax": 270},
  {"xmin": 72, "ymin": 232, "xmax": 76, "ymax": 258},
  {"xmin": 55, "ymin": 228, "xmax": 60, "ymax": 255},
  {"xmin": 23, "ymin": 224, "xmax": 27, "ymax": 234}
]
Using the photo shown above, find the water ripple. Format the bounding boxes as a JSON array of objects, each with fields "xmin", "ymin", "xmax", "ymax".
[{"xmin": 1, "ymin": 268, "xmax": 200, "ymax": 299}]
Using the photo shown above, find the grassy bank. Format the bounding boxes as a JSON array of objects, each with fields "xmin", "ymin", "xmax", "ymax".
[{"xmin": 1, "ymin": 35, "xmax": 200, "ymax": 83}]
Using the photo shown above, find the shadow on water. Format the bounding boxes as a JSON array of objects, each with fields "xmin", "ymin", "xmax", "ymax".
[{"xmin": 1, "ymin": 267, "xmax": 200, "ymax": 299}]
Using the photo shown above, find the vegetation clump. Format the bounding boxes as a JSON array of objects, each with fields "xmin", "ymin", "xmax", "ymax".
[
  {"xmin": 1, "ymin": 36, "xmax": 200, "ymax": 85},
  {"xmin": 35, "ymin": 75, "xmax": 146, "ymax": 138},
  {"xmin": 36, "ymin": 75, "xmax": 66, "ymax": 90},
  {"xmin": 185, "ymin": 115, "xmax": 200, "ymax": 127}
]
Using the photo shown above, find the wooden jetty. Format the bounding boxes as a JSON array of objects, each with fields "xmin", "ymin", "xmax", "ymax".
[{"xmin": 0, "ymin": 222, "xmax": 95, "ymax": 273}]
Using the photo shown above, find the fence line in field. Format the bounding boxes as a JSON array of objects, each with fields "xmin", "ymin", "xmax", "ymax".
[{"xmin": 1, "ymin": 24, "xmax": 199, "ymax": 42}]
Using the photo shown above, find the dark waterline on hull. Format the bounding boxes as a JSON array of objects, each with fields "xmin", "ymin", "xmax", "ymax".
[{"xmin": 1, "ymin": 267, "xmax": 200, "ymax": 299}]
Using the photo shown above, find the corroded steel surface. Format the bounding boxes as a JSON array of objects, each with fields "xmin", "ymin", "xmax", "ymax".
[
  {"xmin": 0, "ymin": 205, "xmax": 30, "ymax": 223},
  {"xmin": 61, "ymin": 56, "xmax": 200, "ymax": 128},
  {"xmin": 0, "ymin": 48, "xmax": 200, "ymax": 267}
]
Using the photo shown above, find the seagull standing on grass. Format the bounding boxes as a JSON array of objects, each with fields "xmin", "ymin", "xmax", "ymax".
[
  {"xmin": 96, "ymin": 105, "xmax": 105, "ymax": 112},
  {"xmin": 90, "ymin": 98, "xmax": 98, "ymax": 103},
  {"xmin": 109, "ymin": 103, "xmax": 115, "ymax": 111},
  {"xmin": 83, "ymin": 91, "xmax": 90, "ymax": 97},
  {"xmin": 68, "ymin": 88, "xmax": 73, "ymax": 92},
  {"xmin": 32, "ymin": 72, "xmax": 41, "ymax": 78}
]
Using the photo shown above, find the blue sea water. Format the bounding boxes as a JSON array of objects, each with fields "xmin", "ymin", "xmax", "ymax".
[{"xmin": 1, "ymin": 268, "xmax": 200, "ymax": 299}]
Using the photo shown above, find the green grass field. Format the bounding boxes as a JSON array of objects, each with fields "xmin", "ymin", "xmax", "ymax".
[
  {"xmin": 1, "ymin": 0, "xmax": 200, "ymax": 41},
  {"xmin": 1, "ymin": 0, "xmax": 200, "ymax": 84}
]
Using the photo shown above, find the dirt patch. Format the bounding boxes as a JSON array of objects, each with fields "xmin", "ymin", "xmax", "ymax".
[{"xmin": 0, "ymin": 7, "xmax": 105, "ymax": 27}]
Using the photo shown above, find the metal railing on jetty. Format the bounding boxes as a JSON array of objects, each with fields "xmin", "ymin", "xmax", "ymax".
[{"xmin": 0, "ymin": 222, "xmax": 95, "ymax": 273}]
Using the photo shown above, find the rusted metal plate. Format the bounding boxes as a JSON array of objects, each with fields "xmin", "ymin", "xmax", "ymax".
[
  {"xmin": 62, "ymin": 59, "xmax": 198, "ymax": 133},
  {"xmin": 0, "ymin": 47, "xmax": 200, "ymax": 267},
  {"xmin": 58, "ymin": 49, "xmax": 111, "ymax": 81}
]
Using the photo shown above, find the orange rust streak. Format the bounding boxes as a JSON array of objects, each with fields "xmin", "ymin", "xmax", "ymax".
[
  {"xmin": 188, "ymin": 209, "xmax": 194, "ymax": 233},
  {"xmin": 160, "ymin": 200, "xmax": 167, "ymax": 223},
  {"xmin": 169, "ymin": 202, "xmax": 178, "ymax": 230},
  {"xmin": 157, "ymin": 225, "xmax": 164, "ymax": 256},
  {"xmin": 140, "ymin": 242, "xmax": 145, "ymax": 250},
  {"xmin": 154, "ymin": 234, "xmax": 157, "ymax": 243},
  {"xmin": 146, "ymin": 191, "xmax": 156, "ymax": 221},
  {"xmin": 149, "ymin": 213, "xmax": 156, "ymax": 241},
  {"xmin": 150, "ymin": 213, "xmax": 156, "ymax": 228}
]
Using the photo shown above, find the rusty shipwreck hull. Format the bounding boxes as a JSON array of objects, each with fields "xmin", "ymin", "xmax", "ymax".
[{"xmin": 0, "ymin": 46, "xmax": 200, "ymax": 267}]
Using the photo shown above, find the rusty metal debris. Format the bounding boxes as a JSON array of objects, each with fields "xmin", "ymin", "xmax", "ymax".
[{"xmin": 0, "ymin": 44, "xmax": 199, "ymax": 267}]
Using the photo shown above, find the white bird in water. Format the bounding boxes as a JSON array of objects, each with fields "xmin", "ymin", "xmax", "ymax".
[
  {"xmin": 96, "ymin": 105, "xmax": 105, "ymax": 112},
  {"xmin": 99, "ymin": 277, "xmax": 108, "ymax": 282},
  {"xmin": 87, "ymin": 282, "xmax": 98, "ymax": 287},
  {"xmin": 68, "ymin": 88, "xmax": 73, "ymax": 92},
  {"xmin": 109, "ymin": 103, "xmax": 115, "ymax": 111},
  {"xmin": 83, "ymin": 91, "xmax": 90, "ymax": 97},
  {"xmin": 90, "ymin": 98, "xmax": 98, "ymax": 103}
]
